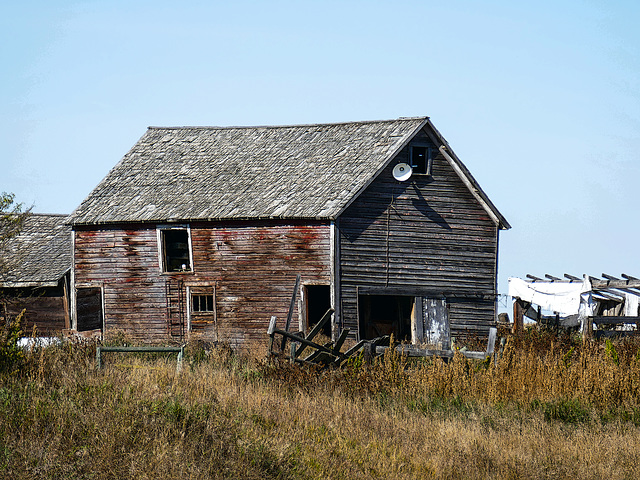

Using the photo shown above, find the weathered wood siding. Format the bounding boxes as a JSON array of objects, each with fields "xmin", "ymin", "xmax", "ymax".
[
  {"xmin": 338, "ymin": 129, "xmax": 499, "ymax": 340},
  {"xmin": 1, "ymin": 282, "xmax": 68, "ymax": 335},
  {"xmin": 74, "ymin": 221, "xmax": 331, "ymax": 345}
]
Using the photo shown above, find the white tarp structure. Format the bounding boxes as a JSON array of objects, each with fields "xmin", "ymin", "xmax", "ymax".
[
  {"xmin": 508, "ymin": 274, "xmax": 640, "ymax": 334},
  {"xmin": 508, "ymin": 277, "xmax": 587, "ymax": 315}
]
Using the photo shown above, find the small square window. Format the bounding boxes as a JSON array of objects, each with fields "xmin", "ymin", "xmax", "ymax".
[
  {"xmin": 191, "ymin": 289, "xmax": 215, "ymax": 314},
  {"xmin": 160, "ymin": 228, "xmax": 192, "ymax": 272},
  {"xmin": 410, "ymin": 145, "xmax": 432, "ymax": 175},
  {"xmin": 192, "ymin": 294, "xmax": 214, "ymax": 313}
]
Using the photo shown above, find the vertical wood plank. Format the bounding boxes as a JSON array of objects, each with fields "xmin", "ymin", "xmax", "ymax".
[
  {"xmin": 513, "ymin": 297, "xmax": 524, "ymax": 334},
  {"xmin": 424, "ymin": 298, "xmax": 450, "ymax": 350},
  {"xmin": 411, "ymin": 296, "xmax": 424, "ymax": 344}
]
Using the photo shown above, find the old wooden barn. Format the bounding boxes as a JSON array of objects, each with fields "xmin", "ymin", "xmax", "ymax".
[
  {"xmin": 0, "ymin": 214, "xmax": 72, "ymax": 334},
  {"xmin": 68, "ymin": 117, "xmax": 510, "ymax": 347}
]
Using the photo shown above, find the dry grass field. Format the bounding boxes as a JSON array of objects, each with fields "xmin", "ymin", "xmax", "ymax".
[{"xmin": 2, "ymin": 325, "xmax": 640, "ymax": 479}]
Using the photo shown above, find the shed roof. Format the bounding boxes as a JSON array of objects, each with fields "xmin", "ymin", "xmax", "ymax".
[
  {"xmin": 68, "ymin": 117, "xmax": 509, "ymax": 228},
  {"xmin": 0, "ymin": 214, "xmax": 72, "ymax": 288}
]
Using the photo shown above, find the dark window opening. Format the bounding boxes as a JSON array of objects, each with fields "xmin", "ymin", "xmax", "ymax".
[
  {"xmin": 306, "ymin": 285, "xmax": 331, "ymax": 338},
  {"xmin": 162, "ymin": 229, "xmax": 191, "ymax": 272},
  {"xmin": 192, "ymin": 294, "xmax": 214, "ymax": 313},
  {"xmin": 358, "ymin": 294, "xmax": 413, "ymax": 341},
  {"xmin": 410, "ymin": 145, "xmax": 432, "ymax": 175},
  {"xmin": 76, "ymin": 287, "xmax": 103, "ymax": 332}
]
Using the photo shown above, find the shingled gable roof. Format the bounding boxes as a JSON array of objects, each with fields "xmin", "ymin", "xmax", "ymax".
[
  {"xmin": 68, "ymin": 117, "xmax": 509, "ymax": 229},
  {"xmin": 0, "ymin": 214, "xmax": 72, "ymax": 288}
]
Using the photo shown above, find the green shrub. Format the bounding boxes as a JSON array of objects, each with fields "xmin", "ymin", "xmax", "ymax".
[
  {"xmin": 0, "ymin": 309, "xmax": 24, "ymax": 374},
  {"xmin": 542, "ymin": 398, "xmax": 590, "ymax": 424}
]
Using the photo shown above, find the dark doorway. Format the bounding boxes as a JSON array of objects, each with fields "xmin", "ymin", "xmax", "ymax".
[
  {"xmin": 305, "ymin": 285, "xmax": 331, "ymax": 338},
  {"xmin": 76, "ymin": 287, "xmax": 103, "ymax": 332},
  {"xmin": 359, "ymin": 294, "xmax": 413, "ymax": 341}
]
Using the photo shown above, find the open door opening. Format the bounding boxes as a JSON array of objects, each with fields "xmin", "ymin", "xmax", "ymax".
[
  {"xmin": 358, "ymin": 294, "xmax": 413, "ymax": 342},
  {"xmin": 305, "ymin": 285, "xmax": 331, "ymax": 338}
]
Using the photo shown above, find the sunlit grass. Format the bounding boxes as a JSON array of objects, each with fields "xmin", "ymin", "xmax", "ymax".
[{"xmin": 2, "ymin": 331, "xmax": 640, "ymax": 479}]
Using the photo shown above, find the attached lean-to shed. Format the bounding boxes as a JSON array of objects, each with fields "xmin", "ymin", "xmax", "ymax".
[
  {"xmin": 0, "ymin": 214, "xmax": 72, "ymax": 334},
  {"xmin": 68, "ymin": 117, "xmax": 510, "ymax": 347}
]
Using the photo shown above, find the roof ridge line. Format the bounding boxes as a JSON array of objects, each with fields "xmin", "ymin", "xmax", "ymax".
[
  {"xmin": 27, "ymin": 213, "xmax": 69, "ymax": 217},
  {"xmin": 147, "ymin": 116, "xmax": 428, "ymax": 131}
]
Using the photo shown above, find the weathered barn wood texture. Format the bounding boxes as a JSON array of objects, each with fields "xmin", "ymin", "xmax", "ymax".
[
  {"xmin": 339, "ymin": 130, "xmax": 498, "ymax": 341},
  {"xmin": 74, "ymin": 221, "xmax": 330, "ymax": 345},
  {"xmin": 1, "ymin": 284, "xmax": 67, "ymax": 335}
]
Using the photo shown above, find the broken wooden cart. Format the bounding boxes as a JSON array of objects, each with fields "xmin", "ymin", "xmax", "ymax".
[{"xmin": 267, "ymin": 310, "xmax": 498, "ymax": 367}]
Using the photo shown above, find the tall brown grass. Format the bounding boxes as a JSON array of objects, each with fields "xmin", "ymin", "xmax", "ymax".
[{"xmin": 2, "ymin": 331, "xmax": 640, "ymax": 479}]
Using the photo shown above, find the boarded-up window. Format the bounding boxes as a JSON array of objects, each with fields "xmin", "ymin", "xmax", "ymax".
[{"xmin": 76, "ymin": 287, "xmax": 103, "ymax": 332}]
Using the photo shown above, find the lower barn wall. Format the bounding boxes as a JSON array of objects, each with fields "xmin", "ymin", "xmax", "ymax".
[
  {"xmin": 0, "ymin": 282, "xmax": 69, "ymax": 336},
  {"xmin": 73, "ymin": 221, "xmax": 331, "ymax": 346}
]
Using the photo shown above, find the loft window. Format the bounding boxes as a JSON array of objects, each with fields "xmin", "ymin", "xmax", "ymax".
[
  {"xmin": 160, "ymin": 227, "xmax": 192, "ymax": 272},
  {"xmin": 192, "ymin": 294, "xmax": 214, "ymax": 313},
  {"xmin": 410, "ymin": 145, "xmax": 432, "ymax": 175}
]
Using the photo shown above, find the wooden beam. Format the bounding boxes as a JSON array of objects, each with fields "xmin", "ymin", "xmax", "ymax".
[
  {"xmin": 301, "ymin": 341, "xmax": 334, "ymax": 363},
  {"xmin": 333, "ymin": 328, "xmax": 350, "ymax": 355},
  {"xmin": 605, "ymin": 287, "xmax": 640, "ymax": 297},
  {"xmin": 582, "ymin": 313, "xmax": 593, "ymax": 342},
  {"xmin": 271, "ymin": 327, "xmax": 335, "ymax": 356},
  {"xmin": 591, "ymin": 278, "xmax": 640, "ymax": 290},
  {"xmin": 486, "ymin": 327, "xmax": 497, "ymax": 356},
  {"xmin": 513, "ymin": 297, "xmax": 524, "ymax": 334},
  {"xmin": 545, "ymin": 274, "xmax": 563, "ymax": 281},
  {"xmin": 267, "ymin": 315, "xmax": 277, "ymax": 354},
  {"xmin": 526, "ymin": 274, "xmax": 543, "ymax": 281},
  {"xmin": 619, "ymin": 273, "xmax": 640, "ymax": 295},
  {"xmin": 281, "ymin": 274, "xmax": 302, "ymax": 353},
  {"xmin": 591, "ymin": 316, "xmax": 640, "ymax": 325},
  {"xmin": 62, "ymin": 276, "xmax": 71, "ymax": 330},
  {"xmin": 593, "ymin": 291, "xmax": 624, "ymax": 301},
  {"xmin": 602, "ymin": 273, "xmax": 622, "ymax": 281},
  {"xmin": 96, "ymin": 345, "xmax": 185, "ymax": 370},
  {"xmin": 340, "ymin": 340, "xmax": 366, "ymax": 359},
  {"xmin": 294, "ymin": 308, "xmax": 334, "ymax": 358},
  {"xmin": 375, "ymin": 345, "xmax": 454, "ymax": 358},
  {"xmin": 564, "ymin": 274, "xmax": 582, "ymax": 282}
]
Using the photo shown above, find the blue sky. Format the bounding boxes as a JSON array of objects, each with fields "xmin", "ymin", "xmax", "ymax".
[{"xmin": 2, "ymin": 0, "xmax": 639, "ymax": 302}]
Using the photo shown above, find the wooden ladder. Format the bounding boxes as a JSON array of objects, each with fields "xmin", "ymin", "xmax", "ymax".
[{"xmin": 165, "ymin": 279, "xmax": 185, "ymax": 339}]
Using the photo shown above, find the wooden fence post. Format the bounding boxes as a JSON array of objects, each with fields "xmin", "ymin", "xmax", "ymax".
[
  {"xmin": 267, "ymin": 316, "xmax": 277, "ymax": 355},
  {"xmin": 582, "ymin": 315, "xmax": 593, "ymax": 342},
  {"xmin": 513, "ymin": 297, "xmax": 524, "ymax": 334}
]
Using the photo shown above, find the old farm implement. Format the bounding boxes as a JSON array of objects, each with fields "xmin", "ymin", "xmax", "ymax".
[
  {"xmin": 267, "ymin": 274, "xmax": 497, "ymax": 367},
  {"xmin": 267, "ymin": 312, "xmax": 497, "ymax": 367}
]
